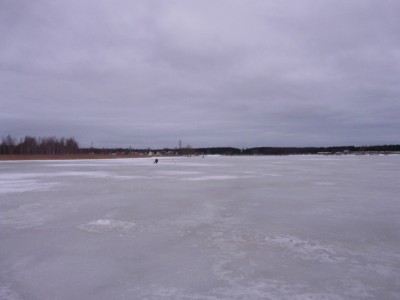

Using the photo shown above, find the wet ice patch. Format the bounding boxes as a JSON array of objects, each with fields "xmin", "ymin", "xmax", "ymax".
[{"xmin": 78, "ymin": 219, "xmax": 135, "ymax": 233}]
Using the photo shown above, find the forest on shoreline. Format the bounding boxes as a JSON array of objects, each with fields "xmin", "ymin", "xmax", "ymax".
[
  {"xmin": 1, "ymin": 135, "xmax": 79, "ymax": 155},
  {"xmin": 1, "ymin": 135, "xmax": 400, "ymax": 156}
]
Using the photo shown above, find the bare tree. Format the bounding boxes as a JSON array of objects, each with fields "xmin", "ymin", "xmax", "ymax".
[{"xmin": 1, "ymin": 135, "xmax": 16, "ymax": 154}]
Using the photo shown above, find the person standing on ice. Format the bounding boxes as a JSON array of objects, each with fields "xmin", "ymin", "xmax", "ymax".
[{"xmin": 154, "ymin": 159, "xmax": 158, "ymax": 164}]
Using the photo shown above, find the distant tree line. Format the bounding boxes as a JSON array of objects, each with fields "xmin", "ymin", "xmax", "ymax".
[
  {"xmin": 80, "ymin": 145, "xmax": 400, "ymax": 156},
  {"xmin": 191, "ymin": 145, "xmax": 400, "ymax": 155},
  {"xmin": 2, "ymin": 134, "xmax": 399, "ymax": 156},
  {"xmin": 193, "ymin": 147, "xmax": 242, "ymax": 155},
  {"xmin": 78, "ymin": 146, "xmax": 243, "ymax": 156},
  {"xmin": 1, "ymin": 135, "xmax": 79, "ymax": 155},
  {"xmin": 241, "ymin": 145, "xmax": 400, "ymax": 155}
]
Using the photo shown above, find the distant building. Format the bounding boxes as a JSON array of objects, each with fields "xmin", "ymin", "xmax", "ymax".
[{"xmin": 317, "ymin": 152, "xmax": 332, "ymax": 155}]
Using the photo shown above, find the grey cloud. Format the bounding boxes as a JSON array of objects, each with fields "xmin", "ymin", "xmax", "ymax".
[{"xmin": 1, "ymin": 0, "xmax": 399, "ymax": 148}]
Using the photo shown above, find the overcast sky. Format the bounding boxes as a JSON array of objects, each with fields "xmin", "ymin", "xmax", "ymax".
[{"xmin": 1, "ymin": 0, "xmax": 399, "ymax": 148}]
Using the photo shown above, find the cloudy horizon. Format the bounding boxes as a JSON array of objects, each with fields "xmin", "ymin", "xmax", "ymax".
[{"xmin": 1, "ymin": 0, "xmax": 399, "ymax": 148}]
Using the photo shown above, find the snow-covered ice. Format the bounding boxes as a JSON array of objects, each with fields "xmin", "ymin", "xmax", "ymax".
[{"xmin": 1, "ymin": 155, "xmax": 400, "ymax": 299}]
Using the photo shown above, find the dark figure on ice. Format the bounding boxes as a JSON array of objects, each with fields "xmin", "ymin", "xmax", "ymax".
[{"xmin": 154, "ymin": 159, "xmax": 158, "ymax": 164}]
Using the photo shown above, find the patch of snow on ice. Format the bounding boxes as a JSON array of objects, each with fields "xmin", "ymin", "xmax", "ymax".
[
  {"xmin": 0, "ymin": 171, "xmax": 111, "ymax": 180},
  {"xmin": 110, "ymin": 175, "xmax": 148, "ymax": 180},
  {"xmin": 0, "ymin": 179, "xmax": 58, "ymax": 194},
  {"xmin": 78, "ymin": 219, "xmax": 135, "ymax": 233},
  {"xmin": 0, "ymin": 173, "xmax": 43, "ymax": 180},
  {"xmin": 0, "ymin": 284, "xmax": 23, "ymax": 300},
  {"xmin": 265, "ymin": 234, "xmax": 339, "ymax": 263},
  {"xmin": 175, "ymin": 162, "xmax": 229, "ymax": 167},
  {"xmin": 52, "ymin": 171, "xmax": 110, "ymax": 178},
  {"xmin": 156, "ymin": 171, "xmax": 203, "ymax": 175},
  {"xmin": 210, "ymin": 280, "xmax": 348, "ymax": 300},
  {"xmin": 134, "ymin": 280, "xmax": 351, "ymax": 300},
  {"xmin": 314, "ymin": 181, "xmax": 336, "ymax": 186},
  {"xmin": 184, "ymin": 175, "xmax": 251, "ymax": 181},
  {"xmin": 0, "ymin": 203, "xmax": 52, "ymax": 228}
]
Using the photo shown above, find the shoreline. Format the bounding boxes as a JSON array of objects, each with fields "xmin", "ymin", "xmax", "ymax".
[
  {"xmin": 0, "ymin": 154, "xmax": 145, "ymax": 161},
  {"xmin": 1, "ymin": 152, "xmax": 399, "ymax": 161}
]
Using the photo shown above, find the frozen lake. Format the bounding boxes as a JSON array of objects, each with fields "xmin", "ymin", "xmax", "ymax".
[{"xmin": 1, "ymin": 155, "xmax": 400, "ymax": 299}]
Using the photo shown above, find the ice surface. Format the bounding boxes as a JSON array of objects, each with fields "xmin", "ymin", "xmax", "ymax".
[
  {"xmin": 78, "ymin": 219, "xmax": 136, "ymax": 233},
  {"xmin": 1, "ymin": 155, "xmax": 400, "ymax": 299}
]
